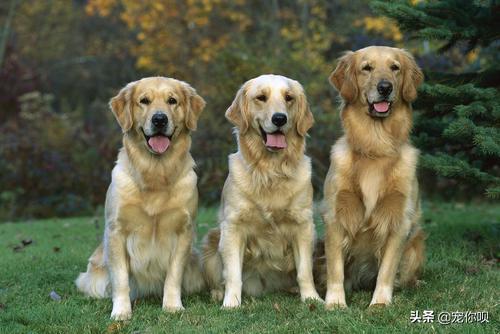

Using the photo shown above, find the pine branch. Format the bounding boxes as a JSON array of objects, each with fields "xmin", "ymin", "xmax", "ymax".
[
  {"xmin": 486, "ymin": 185, "xmax": 500, "ymax": 199},
  {"xmin": 372, "ymin": 0, "xmax": 500, "ymax": 49}
]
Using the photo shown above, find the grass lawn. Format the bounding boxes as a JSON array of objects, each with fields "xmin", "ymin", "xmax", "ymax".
[{"xmin": 0, "ymin": 202, "xmax": 498, "ymax": 333}]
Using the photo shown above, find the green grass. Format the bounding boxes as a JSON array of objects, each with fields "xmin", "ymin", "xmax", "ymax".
[{"xmin": 0, "ymin": 202, "xmax": 498, "ymax": 333}]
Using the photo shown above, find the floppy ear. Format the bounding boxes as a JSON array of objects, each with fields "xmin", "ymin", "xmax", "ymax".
[
  {"xmin": 225, "ymin": 85, "xmax": 249, "ymax": 134},
  {"xmin": 400, "ymin": 50, "xmax": 424, "ymax": 103},
  {"xmin": 182, "ymin": 83, "xmax": 206, "ymax": 131},
  {"xmin": 329, "ymin": 51, "xmax": 358, "ymax": 103},
  {"xmin": 109, "ymin": 81, "xmax": 136, "ymax": 132},
  {"xmin": 296, "ymin": 89, "xmax": 314, "ymax": 136}
]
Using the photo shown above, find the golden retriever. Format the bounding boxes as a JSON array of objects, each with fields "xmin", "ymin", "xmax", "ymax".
[
  {"xmin": 75, "ymin": 77, "xmax": 206, "ymax": 320},
  {"xmin": 321, "ymin": 46, "xmax": 425, "ymax": 308},
  {"xmin": 201, "ymin": 74, "xmax": 322, "ymax": 308}
]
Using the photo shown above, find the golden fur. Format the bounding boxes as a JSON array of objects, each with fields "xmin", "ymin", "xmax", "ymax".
[
  {"xmin": 321, "ymin": 46, "xmax": 425, "ymax": 308},
  {"xmin": 201, "ymin": 74, "xmax": 322, "ymax": 307},
  {"xmin": 75, "ymin": 77, "xmax": 206, "ymax": 320}
]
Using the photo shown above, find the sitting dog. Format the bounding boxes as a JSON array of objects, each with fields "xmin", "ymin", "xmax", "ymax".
[
  {"xmin": 202, "ymin": 74, "xmax": 322, "ymax": 308},
  {"xmin": 76, "ymin": 77, "xmax": 206, "ymax": 320},
  {"xmin": 322, "ymin": 46, "xmax": 425, "ymax": 308}
]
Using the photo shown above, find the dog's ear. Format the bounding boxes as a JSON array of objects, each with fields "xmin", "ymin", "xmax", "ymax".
[
  {"xmin": 329, "ymin": 51, "xmax": 358, "ymax": 103},
  {"xmin": 182, "ymin": 83, "xmax": 206, "ymax": 131},
  {"xmin": 400, "ymin": 50, "xmax": 424, "ymax": 103},
  {"xmin": 110, "ymin": 81, "xmax": 136, "ymax": 132},
  {"xmin": 296, "ymin": 88, "xmax": 314, "ymax": 137},
  {"xmin": 225, "ymin": 85, "xmax": 249, "ymax": 134}
]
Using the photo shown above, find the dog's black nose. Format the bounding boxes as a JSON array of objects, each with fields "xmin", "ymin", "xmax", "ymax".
[
  {"xmin": 152, "ymin": 113, "xmax": 168, "ymax": 128},
  {"xmin": 271, "ymin": 113, "xmax": 287, "ymax": 127},
  {"xmin": 377, "ymin": 80, "xmax": 393, "ymax": 97}
]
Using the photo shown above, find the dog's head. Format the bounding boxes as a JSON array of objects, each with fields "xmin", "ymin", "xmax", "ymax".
[
  {"xmin": 329, "ymin": 46, "xmax": 423, "ymax": 118},
  {"xmin": 226, "ymin": 74, "xmax": 313, "ymax": 152},
  {"xmin": 110, "ymin": 77, "xmax": 205, "ymax": 155}
]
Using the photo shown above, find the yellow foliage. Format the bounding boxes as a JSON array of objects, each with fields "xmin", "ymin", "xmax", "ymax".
[
  {"xmin": 82, "ymin": 0, "xmax": 404, "ymax": 102},
  {"xmin": 85, "ymin": 0, "xmax": 117, "ymax": 17},
  {"xmin": 356, "ymin": 16, "xmax": 403, "ymax": 42},
  {"xmin": 85, "ymin": 0, "xmax": 252, "ymax": 73},
  {"xmin": 466, "ymin": 49, "xmax": 479, "ymax": 63},
  {"xmin": 137, "ymin": 55, "xmax": 153, "ymax": 69}
]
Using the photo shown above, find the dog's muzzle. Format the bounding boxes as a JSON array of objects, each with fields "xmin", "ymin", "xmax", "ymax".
[
  {"xmin": 368, "ymin": 80, "xmax": 393, "ymax": 118},
  {"xmin": 142, "ymin": 112, "xmax": 173, "ymax": 154}
]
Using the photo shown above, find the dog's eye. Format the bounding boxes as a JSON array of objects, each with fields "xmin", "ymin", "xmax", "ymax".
[
  {"xmin": 167, "ymin": 97, "xmax": 177, "ymax": 105},
  {"xmin": 362, "ymin": 64, "xmax": 373, "ymax": 72},
  {"xmin": 390, "ymin": 64, "xmax": 400, "ymax": 71},
  {"xmin": 284, "ymin": 94, "xmax": 294, "ymax": 102},
  {"xmin": 140, "ymin": 97, "xmax": 151, "ymax": 105},
  {"xmin": 256, "ymin": 95, "xmax": 267, "ymax": 102}
]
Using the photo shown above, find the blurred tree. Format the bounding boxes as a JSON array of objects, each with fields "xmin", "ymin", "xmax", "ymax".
[
  {"xmin": 373, "ymin": 0, "xmax": 500, "ymax": 198},
  {"xmin": 2, "ymin": 0, "xmax": 460, "ymax": 220}
]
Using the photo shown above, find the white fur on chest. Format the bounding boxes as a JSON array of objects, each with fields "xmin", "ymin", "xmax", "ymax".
[
  {"xmin": 126, "ymin": 229, "xmax": 174, "ymax": 297},
  {"xmin": 359, "ymin": 166, "xmax": 383, "ymax": 220}
]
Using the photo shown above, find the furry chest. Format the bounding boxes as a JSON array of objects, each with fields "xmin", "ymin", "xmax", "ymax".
[
  {"xmin": 244, "ymin": 228, "xmax": 295, "ymax": 272},
  {"xmin": 139, "ymin": 191, "xmax": 173, "ymax": 216},
  {"xmin": 358, "ymin": 166, "xmax": 384, "ymax": 220},
  {"xmin": 126, "ymin": 229, "xmax": 174, "ymax": 284}
]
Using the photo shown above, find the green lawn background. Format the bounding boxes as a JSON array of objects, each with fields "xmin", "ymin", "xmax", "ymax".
[{"xmin": 0, "ymin": 202, "xmax": 498, "ymax": 333}]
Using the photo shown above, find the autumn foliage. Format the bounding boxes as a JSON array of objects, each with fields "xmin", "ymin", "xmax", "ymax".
[{"xmin": 0, "ymin": 0, "xmax": 491, "ymax": 219}]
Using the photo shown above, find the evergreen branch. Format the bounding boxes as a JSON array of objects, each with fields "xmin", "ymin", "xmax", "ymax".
[
  {"xmin": 421, "ymin": 153, "xmax": 498, "ymax": 183},
  {"xmin": 473, "ymin": 127, "xmax": 500, "ymax": 157},
  {"xmin": 372, "ymin": 0, "xmax": 499, "ymax": 49},
  {"xmin": 485, "ymin": 185, "xmax": 500, "ymax": 199}
]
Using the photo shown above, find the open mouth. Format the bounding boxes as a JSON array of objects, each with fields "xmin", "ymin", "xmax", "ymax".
[
  {"xmin": 259, "ymin": 126, "xmax": 287, "ymax": 151},
  {"xmin": 369, "ymin": 101, "xmax": 392, "ymax": 118},
  {"xmin": 142, "ymin": 128, "xmax": 172, "ymax": 154}
]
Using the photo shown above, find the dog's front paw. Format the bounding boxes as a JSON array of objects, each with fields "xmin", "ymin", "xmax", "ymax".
[
  {"xmin": 369, "ymin": 286, "xmax": 392, "ymax": 307},
  {"xmin": 300, "ymin": 289, "xmax": 323, "ymax": 303},
  {"xmin": 110, "ymin": 303, "xmax": 132, "ymax": 321},
  {"xmin": 222, "ymin": 293, "xmax": 241, "ymax": 309},
  {"xmin": 325, "ymin": 288, "xmax": 347, "ymax": 309},
  {"xmin": 163, "ymin": 294, "xmax": 184, "ymax": 312},
  {"xmin": 163, "ymin": 303, "xmax": 185, "ymax": 313},
  {"xmin": 325, "ymin": 301, "xmax": 347, "ymax": 310},
  {"xmin": 369, "ymin": 298, "xmax": 391, "ymax": 308}
]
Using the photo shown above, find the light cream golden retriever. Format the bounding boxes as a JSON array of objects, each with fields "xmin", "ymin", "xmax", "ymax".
[
  {"xmin": 202, "ymin": 74, "xmax": 322, "ymax": 308},
  {"xmin": 75, "ymin": 77, "xmax": 206, "ymax": 320},
  {"xmin": 322, "ymin": 46, "xmax": 425, "ymax": 308}
]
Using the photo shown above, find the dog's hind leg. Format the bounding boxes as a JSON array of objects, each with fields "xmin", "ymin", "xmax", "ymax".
[
  {"xmin": 182, "ymin": 249, "xmax": 207, "ymax": 295},
  {"xmin": 75, "ymin": 243, "xmax": 110, "ymax": 298},
  {"xmin": 201, "ymin": 229, "xmax": 225, "ymax": 301},
  {"xmin": 398, "ymin": 228, "xmax": 425, "ymax": 287},
  {"xmin": 242, "ymin": 272, "xmax": 264, "ymax": 297}
]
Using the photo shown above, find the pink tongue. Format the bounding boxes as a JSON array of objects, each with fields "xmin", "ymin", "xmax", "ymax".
[
  {"xmin": 148, "ymin": 136, "xmax": 170, "ymax": 154},
  {"xmin": 266, "ymin": 133, "xmax": 287, "ymax": 149},
  {"xmin": 373, "ymin": 101, "xmax": 389, "ymax": 113}
]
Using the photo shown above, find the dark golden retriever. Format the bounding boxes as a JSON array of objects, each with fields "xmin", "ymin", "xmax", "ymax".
[{"xmin": 321, "ymin": 46, "xmax": 425, "ymax": 308}]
